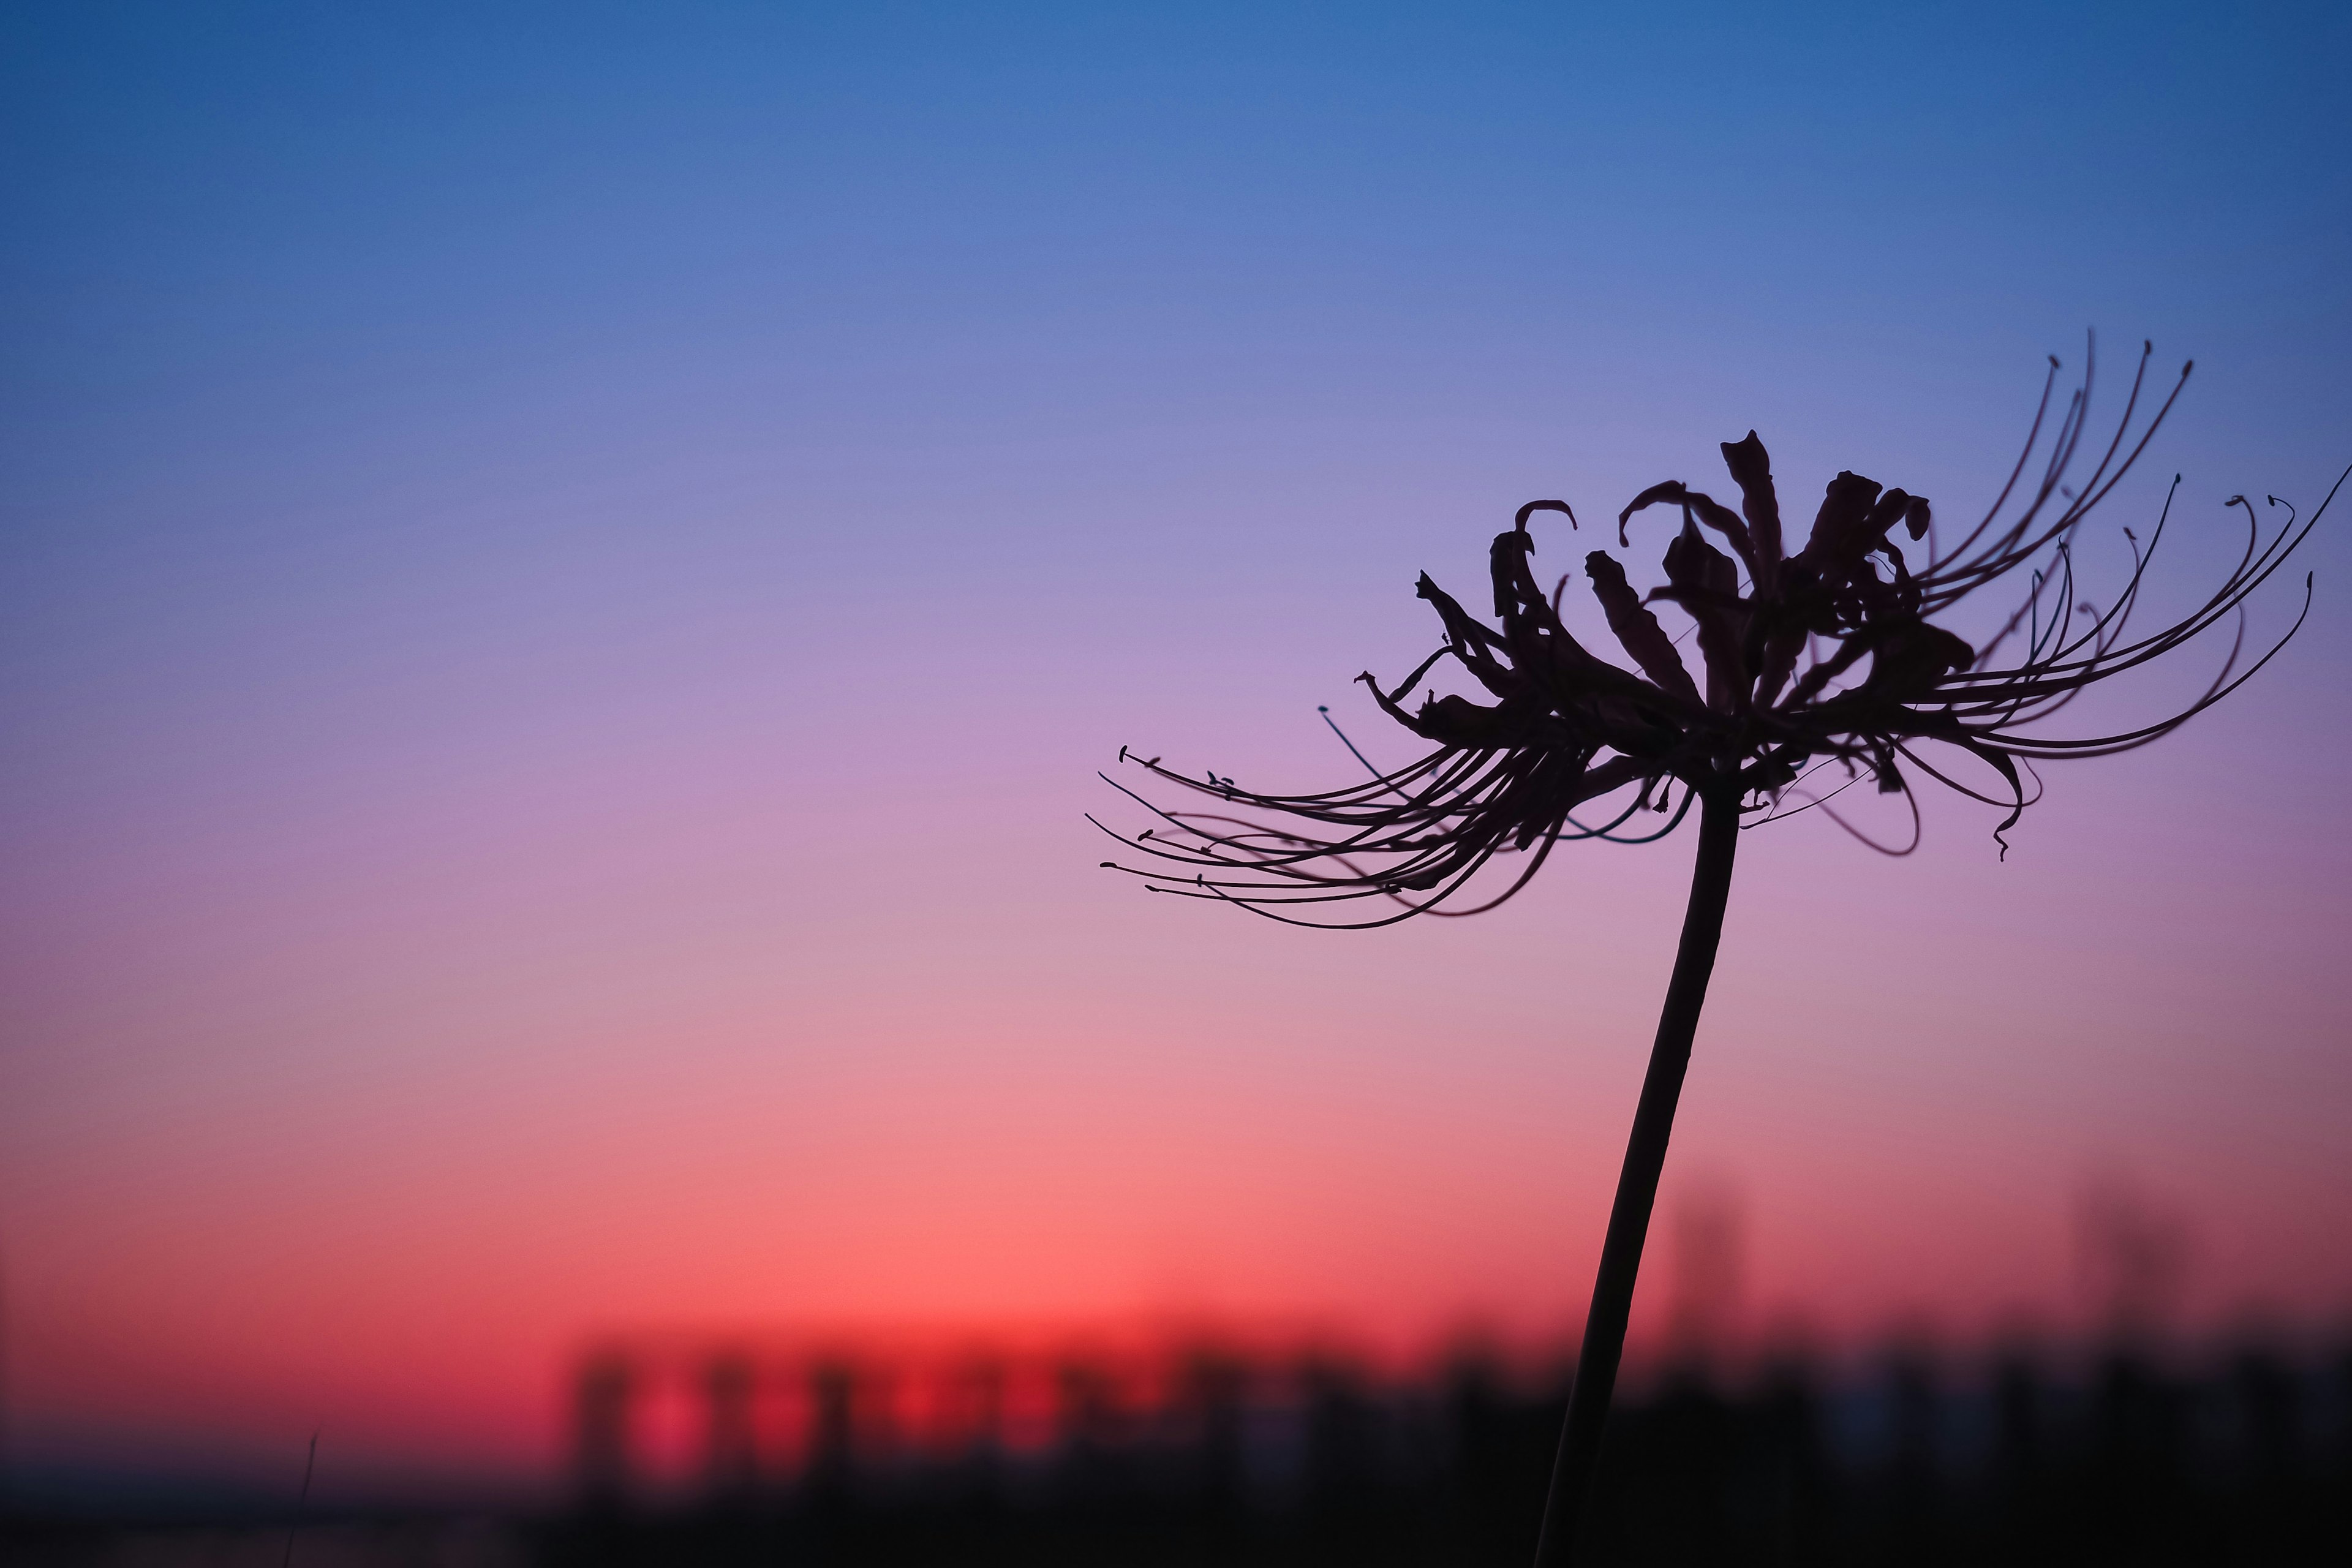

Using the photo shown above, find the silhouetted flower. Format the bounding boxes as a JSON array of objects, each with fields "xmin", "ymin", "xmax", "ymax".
[
  {"xmin": 1093, "ymin": 339, "xmax": 2339, "ymax": 1564},
  {"xmin": 1096, "ymin": 341, "xmax": 2329, "ymax": 922}
]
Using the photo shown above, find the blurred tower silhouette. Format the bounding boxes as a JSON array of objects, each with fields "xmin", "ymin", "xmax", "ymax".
[
  {"xmin": 702, "ymin": 1351, "xmax": 758, "ymax": 1503},
  {"xmin": 1301, "ymin": 1355, "xmax": 1381, "ymax": 1521},
  {"xmin": 1754, "ymin": 1351, "xmax": 1833, "ymax": 1565},
  {"xmin": 1880, "ymin": 1344, "xmax": 1947, "ymax": 1564},
  {"xmin": 1666, "ymin": 1180, "xmax": 1746, "ymax": 1370},
  {"xmin": 1174, "ymin": 1344, "xmax": 1248, "ymax": 1515},
  {"xmin": 575, "ymin": 1350, "xmax": 637, "ymax": 1509},
  {"xmin": 1988, "ymin": 1341, "xmax": 2052, "ymax": 1556},
  {"xmin": 1055, "ymin": 1354, "xmax": 1129, "ymax": 1506},
  {"xmin": 2074, "ymin": 1176, "xmax": 2190, "ymax": 1347},
  {"xmin": 2226, "ymin": 1346, "xmax": 2304, "ymax": 1561},
  {"xmin": 804, "ymin": 1359, "xmax": 855, "ymax": 1503}
]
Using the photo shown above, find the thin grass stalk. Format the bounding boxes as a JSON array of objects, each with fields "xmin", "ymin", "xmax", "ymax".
[{"xmin": 1532, "ymin": 784, "xmax": 1742, "ymax": 1567}]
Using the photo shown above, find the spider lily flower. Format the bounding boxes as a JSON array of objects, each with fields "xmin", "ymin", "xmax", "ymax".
[
  {"xmin": 1091, "ymin": 337, "xmax": 2336, "ymax": 1568},
  {"xmin": 1095, "ymin": 340, "xmax": 2331, "ymax": 923}
]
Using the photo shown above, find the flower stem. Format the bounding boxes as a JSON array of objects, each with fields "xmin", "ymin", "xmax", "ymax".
[{"xmin": 1532, "ymin": 785, "xmax": 1742, "ymax": 1567}]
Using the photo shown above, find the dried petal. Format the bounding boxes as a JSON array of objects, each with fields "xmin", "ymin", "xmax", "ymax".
[
  {"xmin": 1407, "ymin": 693, "xmax": 1545, "ymax": 748},
  {"xmin": 1860, "ymin": 488, "xmax": 1918, "ymax": 552},
  {"xmin": 1413, "ymin": 573, "xmax": 1517, "ymax": 697},
  {"xmin": 1719, "ymin": 431, "xmax": 1785, "ymax": 572},
  {"xmin": 1663, "ymin": 521, "xmax": 1748, "ymax": 711},
  {"xmin": 1584, "ymin": 550, "xmax": 1702, "ymax": 707},
  {"xmin": 1804, "ymin": 470, "xmax": 1883, "ymax": 563},
  {"xmin": 1858, "ymin": 619, "xmax": 1973, "ymax": 703},
  {"xmin": 1676, "ymin": 489, "xmax": 1757, "ymax": 575},
  {"xmin": 1617, "ymin": 481, "xmax": 1755, "ymax": 571},
  {"xmin": 1616, "ymin": 481, "xmax": 1689, "ymax": 545}
]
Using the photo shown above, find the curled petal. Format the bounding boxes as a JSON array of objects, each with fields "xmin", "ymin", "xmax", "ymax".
[
  {"xmin": 1662, "ymin": 522, "xmax": 1749, "ymax": 711},
  {"xmin": 1584, "ymin": 550, "xmax": 1702, "ymax": 707},
  {"xmin": 1804, "ymin": 470, "xmax": 1884, "ymax": 564},
  {"xmin": 1719, "ymin": 431, "xmax": 1785, "ymax": 580},
  {"xmin": 1616, "ymin": 480, "xmax": 1756, "ymax": 571},
  {"xmin": 1516, "ymin": 498, "xmax": 1578, "ymax": 533}
]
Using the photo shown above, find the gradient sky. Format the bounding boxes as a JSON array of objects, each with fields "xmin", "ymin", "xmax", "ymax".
[{"xmin": 6, "ymin": 0, "xmax": 2350, "ymax": 1498}]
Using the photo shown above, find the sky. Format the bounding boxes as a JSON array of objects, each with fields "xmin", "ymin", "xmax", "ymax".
[{"xmin": 4, "ymin": 0, "xmax": 2350, "ymax": 1500}]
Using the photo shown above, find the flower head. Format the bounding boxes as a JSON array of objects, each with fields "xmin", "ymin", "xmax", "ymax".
[{"xmin": 1098, "ymin": 341, "xmax": 2335, "ymax": 925}]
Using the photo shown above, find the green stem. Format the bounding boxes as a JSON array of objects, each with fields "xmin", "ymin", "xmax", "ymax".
[{"xmin": 1531, "ymin": 786, "xmax": 1742, "ymax": 1567}]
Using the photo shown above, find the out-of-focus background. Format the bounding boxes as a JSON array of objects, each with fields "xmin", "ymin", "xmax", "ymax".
[{"xmin": 4, "ymin": 2, "xmax": 2349, "ymax": 1562}]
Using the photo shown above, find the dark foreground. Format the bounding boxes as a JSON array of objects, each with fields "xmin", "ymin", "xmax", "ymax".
[{"xmin": 10, "ymin": 1340, "xmax": 2350, "ymax": 1566}]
